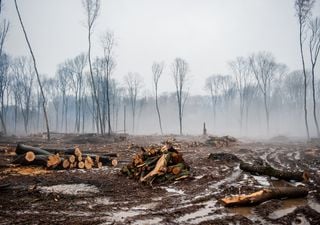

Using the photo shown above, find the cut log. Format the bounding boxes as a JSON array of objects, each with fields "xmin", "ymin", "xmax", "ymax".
[
  {"xmin": 47, "ymin": 154, "xmax": 61, "ymax": 168},
  {"xmin": 79, "ymin": 154, "xmax": 115, "ymax": 166},
  {"xmin": 78, "ymin": 161, "xmax": 85, "ymax": 169},
  {"xmin": 240, "ymin": 162, "xmax": 309, "ymax": 182},
  {"xmin": 74, "ymin": 147, "xmax": 82, "ymax": 157},
  {"xmin": 140, "ymin": 153, "xmax": 170, "ymax": 182},
  {"xmin": 11, "ymin": 153, "xmax": 48, "ymax": 167},
  {"xmin": 25, "ymin": 151, "xmax": 36, "ymax": 162},
  {"xmin": 84, "ymin": 156, "xmax": 93, "ymax": 169},
  {"xmin": 111, "ymin": 159, "xmax": 118, "ymax": 167},
  {"xmin": 171, "ymin": 163, "xmax": 185, "ymax": 175},
  {"xmin": 69, "ymin": 155, "xmax": 76, "ymax": 163},
  {"xmin": 219, "ymin": 187, "xmax": 309, "ymax": 207},
  {"xmin": 42, "ymin": 147, "xmax": 118, "ymax": 157},
  {"xmin": 62, "ymin": 159, "xmax": 70, "ymax": 169},
  {"xmin": 16, "ymin": 144, "xmax": 52, "ymax": 155}
]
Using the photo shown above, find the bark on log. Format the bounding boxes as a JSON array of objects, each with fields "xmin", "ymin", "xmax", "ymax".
[
  {"xmin": 11, "ymin": 153, "xmax": 48, "ymax": 167},
  {"xmin": 240, "ymin": 162, "xmax": 309, "ymax": 182},
  {"xmin": 219, "ymin": 187, "xmax": 309, "ymax": 207},
  {"xmin": 42, "ymin": 147, "xmax": 118, "ymax": 157},
  {"xmin": 16, "ymin": 144, "xmax": 52, "ymax": 155},
  {"xmin": 140, "ymin": 153, "xmax": 170, "ymax": 182}
]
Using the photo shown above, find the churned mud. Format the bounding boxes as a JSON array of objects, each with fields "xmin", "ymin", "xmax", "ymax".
[{"xmin": 0, "ymin": 134, "xmax": 320, "ymax": 224}]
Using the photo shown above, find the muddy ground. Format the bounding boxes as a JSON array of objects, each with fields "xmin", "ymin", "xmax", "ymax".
[{"xmin": 0, "ymin": 134, "xmax": 320, "ymax": 225}]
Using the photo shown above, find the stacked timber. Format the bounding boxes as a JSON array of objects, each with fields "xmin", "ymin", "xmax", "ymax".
[
  {"xmin": 121, "ymin": 143, "xmax": 190, "ymax": 184},
  {"xmin": 12, "ymin": 144, "xmax": 117, "ymax": 170}
]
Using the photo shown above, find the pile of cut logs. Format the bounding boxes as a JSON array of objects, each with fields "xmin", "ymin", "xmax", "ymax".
[
  {"xmin": 205, "ymin": 135, "xmax": 237, "ymax": 148},
  {"xmin": 121, "ymin": 143, "xmax": 190, "ymax": 184},
  {"xmin": 12, "ymin": 144, "xmax": 118, "ymax": 170}
]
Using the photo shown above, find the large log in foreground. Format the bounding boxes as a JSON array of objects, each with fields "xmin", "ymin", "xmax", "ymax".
[
  {"xmin": 16, "ymin": 144, "xmax": 52, "ymax": 155},
  {"xmin": 220, "ymin": 187, "xmax": 309, "ymax": 207},
  {"xmin": 240, "ymin": 162, "xmax": 309, "ymax": 182}
]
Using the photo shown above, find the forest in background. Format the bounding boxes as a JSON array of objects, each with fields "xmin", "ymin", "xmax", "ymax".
[{"xmin": 0, "ymin": 0, "xmax": 319, "ymax": 139}]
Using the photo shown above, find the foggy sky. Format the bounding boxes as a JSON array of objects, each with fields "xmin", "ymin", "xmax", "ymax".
[{"xmin": 3, "ymin": 0, "xmax": 320, "ymax": 95}]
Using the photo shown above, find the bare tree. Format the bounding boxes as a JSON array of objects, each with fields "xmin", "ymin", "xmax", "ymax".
[
  {"xmin": 125, "ymin": 73, "xmax": 142, "ymax": 134},
  {"xmin": 309, "ymin": 17, "xmax": 320, "ymax": 137},
  {"xmin": 101, "ymin": 31, "xmax": 116, "ymax": 135},
  {"xmin": 249, "ymin": 52, "xmax": 284, "ymax": 135},
  {"xmin": 0, "ymin": 53, "xmax": 9, "ymax": 134},
  {"xmin": 152, "ymin": 61, "xmax": 164, "ymax": 135},
  {"xmin": 171, "ymin": 58, "xmax": 189, "ymax": 135},
  {"xmin": 0, "ymin": 17, "xmax": 9, "ymax": 134},
  {"xmin": 82, "ymin": 0, "xmax": 103, "ymax": 135},
  {"xmin": 56, "ymin": 64, "xmax": 69, "ymax": 132},
  {"xmin": 66, "ymin": 54, "xmax": 87, "ymax": 133},
  {"xmin": 295, "ymin": 0, "xmax": 315, "ymax": 139},
  {"xmin": 229, "ymin": 57, "xmax": 252, "ymax": 132},
  {"xmin": 14, "ymin": 0, "xmax": 50, "ymax": 140},
  {"xmin": 11, "ymin": 57, "xmax": 34, "ymax": 134},
  {"xmin": 205, "ymin": 74, "xmax": 225, "ymax": 128}
]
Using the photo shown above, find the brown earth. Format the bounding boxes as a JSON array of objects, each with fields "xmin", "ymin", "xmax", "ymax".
[{"xmin": 0, "ymin": 134, "xmax": 320, "ymax": 225}]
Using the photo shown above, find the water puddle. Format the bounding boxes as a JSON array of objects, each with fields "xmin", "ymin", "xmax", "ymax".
[
  {"xmin": 38, "ymin": 183, "xmax": 99, "ymax": 196},
  {"xmin": 209, "ymin": 166, "xmax": 241, "ymax": 189},
  {"xmin": 95, "ymin": 197, "xmax": 114, "ymax": 205},
  {"xmin": 111, "ymin": 202, "xmax": 158, "ymax": 222},
  {"xmin": 176, "ymin": 199, "xmax": 226, "ymax": 224},
  {"xmin": 308, "ymin": 199, "xmax": 320, "ymax": 213},
  {"xmin": 227, "ymin": 206, "xmax": 253, "ymax": 216},
  {"xmin": 132, "ymin": 217, "xmax": 163, "ymax": 225},
  {"xmin": 161, "ymin": 186, "xmax": 185, "ymax": 195},
  {"xmin": 268, "ymin": 198, "xmax": 307, "ymax": 219},
  {"xmin": 252, "ymin": 175, "xmax": 270, "ymax": 186}
]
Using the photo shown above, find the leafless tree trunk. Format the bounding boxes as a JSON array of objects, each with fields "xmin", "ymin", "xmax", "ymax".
[
  {"xmin": 82, "ymin": 0, "xmax": 103, "ymax": 135},
  {"xmin": 309, "ymin": 17, "xmax": 320, "ymax": 137},
  {"xmin": 250, "ymin": 52, "xmax": 281, "ymax": 136},
  {"xmin": 14, "ymin": 0, "xmax": 50, "ymax": 140},
  {"xmin": 229, "ymin": 57, "xmax": 252, "ymax": 133},
  {"xmin": 125, "ymin": 73, "xmax": 142, "ymax": 134},
  {"xmin": 295, "ymin": 0, "xmax": 315, "ymax": 139},
  {"xmin": 11, "ymin": 57, "xmax": 34, "ymax": 134},
  {"xmin": 171, "ymin": 58, "xmax": 189, "ymax": 135},
  {"xmin": 152, "ymin": 61, "xmax": 164, "ymax": 135},
  {"xmin": 101, "ymin": 31, "xmax": 116, "ymax": 136},
  {"xmin": 0, "ymin": 19, "xmax": 9, "ymax": 134}
]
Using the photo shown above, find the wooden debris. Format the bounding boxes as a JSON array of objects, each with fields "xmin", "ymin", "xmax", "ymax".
[
  {"xmin": 220, "ymin": 187, "xmax": 309, "ymax": 207},
  {"xmin": 208, "ymin": 152, "xmax": 240, "ymax": 162},
  {"xmin": 12, "ymin": 144, "xmax": 118, "ymax": 170},
  {"xmin": 240, "ymin": 161, "xmax": 309, "ymax": 182},
  {"xmin": 205, "ymin": 135, "xmax": 237, "ymax": 148},
  {"xmin": 121, "ymin": 143, "xmax": 190, "ymax": 184}
]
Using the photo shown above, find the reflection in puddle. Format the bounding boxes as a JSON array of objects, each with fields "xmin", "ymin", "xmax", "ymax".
[
  {"xmin": 38, "ymin": 183, "xmax": 99, "ymax": 196},
  {"xmin": 308, "ymin": 199, "xmax": 320, "ymax": 213},
  {"xmin": 162, "ymin": 186, "xmax": 185, "ymax": 195},
  {"xmin": 228, "ymin": 206, "xmax": 253, "ymax": 216},
  {"xmin": 209, "ymin": 166, "xmax": 241, "ymax": 189},
  {"xmin": 269, "ymin": 198, "xmax": 307, "ymax": 219},
  {"xmin": 176, "ymin": 200, "xmax": 226, "ymax": 224},
  {"xmin": 132, "ymin": 217, "xmax": 163, "ymax": 225},
  {"xmin": 112, "ymin": 202, "xmax": 158, "ymax": 222}
]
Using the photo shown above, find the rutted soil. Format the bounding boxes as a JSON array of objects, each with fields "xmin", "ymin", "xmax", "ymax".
[{"xmin": 0, "ymin": 134, "xmax": 320, "ymax": 225}]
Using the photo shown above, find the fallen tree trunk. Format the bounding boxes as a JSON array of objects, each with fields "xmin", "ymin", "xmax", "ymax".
[
  {"xmin": 42, "ymin": 147, "xmax": 118, "ymax": 157},
  {"xmin": 16, "ymin": 144, "xmax": 52, "ymax": 155},
  {"xmin": 240, "ymin": 162, "xmax": 309, "ymax": 182},
  {"xmin": 220, "ymin": 187, "xmax": 309, "ymax": 207},
  {"xmin": 12, "ymin": 153, "xmax": 48, "ymax": 167}
]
